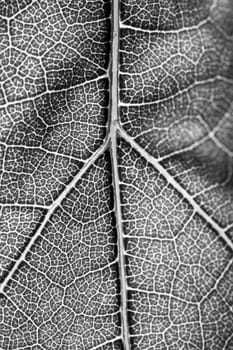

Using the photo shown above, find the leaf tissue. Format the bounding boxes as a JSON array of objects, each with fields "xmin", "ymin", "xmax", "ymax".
[{"xmin": 0, "ymin": 1, "xmax": 233, "ymax": 349}]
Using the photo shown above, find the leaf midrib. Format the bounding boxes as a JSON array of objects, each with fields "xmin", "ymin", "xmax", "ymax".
[{"xmin": 110, "ymin": 0, "xmax": 131, "ymax": 348}]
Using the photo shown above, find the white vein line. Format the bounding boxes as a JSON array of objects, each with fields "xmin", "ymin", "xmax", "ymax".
[
  {"xmin": 120, "ymin": 17, "xmax": 208, "ymax": 33},
  {"xmin": 2, "ymin": 74, "xmax": 108, "ymax": 108},
  {"xmin": 0, "ymin": 142, "xmax": 84, "ymax": 165},
  {"xmin": 201, "ymin": 258, "xmax": 233, "ymax": 305},
  {"xmin": 0, "ymin": 203, "xmax": 48, "ymax": 209},
  {"xmin": 0, "ymin": 137, "xmax": 110, "ymax": 293},
  {"xmin": 119, "ymin": 77, "xmax": 233, "ymax": 107},
  {"xmin": 118, "ymin": 127, "xmax": 233, "ymax": 252},
  {"xmin": 110, "ymin": 1, "xmax": 130, "ymax": 348},
  {"xmin": 90, "ymin": 337, "xmax": 123, "ymax": 350},
  {"xmin": 111, "ymin": 129, "xmax": 130, "ymax": 350}
]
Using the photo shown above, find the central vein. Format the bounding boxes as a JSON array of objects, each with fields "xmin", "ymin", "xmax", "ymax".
[{"xmin": 110, "ymin": 0, "xmax": 130, "ymax": 348}]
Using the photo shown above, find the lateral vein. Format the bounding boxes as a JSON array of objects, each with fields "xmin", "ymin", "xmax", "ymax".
[
  {"xmin": 0, "ymin": 137, "xmax": 110, "ymax": 293},
  {"xmin": 118, "ymin": 127, "xmax": 233, "ymax": 252}
]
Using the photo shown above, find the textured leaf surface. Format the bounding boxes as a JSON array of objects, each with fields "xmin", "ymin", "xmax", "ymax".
[{"xmin": 1, "ymin": 1, "xmax": 233, "ymax": 349}]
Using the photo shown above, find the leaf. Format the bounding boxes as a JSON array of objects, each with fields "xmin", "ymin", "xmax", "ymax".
[{"xmin": 0, "ymin": 1, "xmax": 233, "ymax": 349}]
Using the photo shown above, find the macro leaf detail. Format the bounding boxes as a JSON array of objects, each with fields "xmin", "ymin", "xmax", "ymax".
[{"xmin": 0, "ymin": 1, "xmax": 233, "ymax": 349}]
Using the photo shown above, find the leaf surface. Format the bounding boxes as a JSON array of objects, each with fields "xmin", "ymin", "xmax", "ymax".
[{"xmin": 1, "ymin": 1, "xmax": 233, "ymax": 349}]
